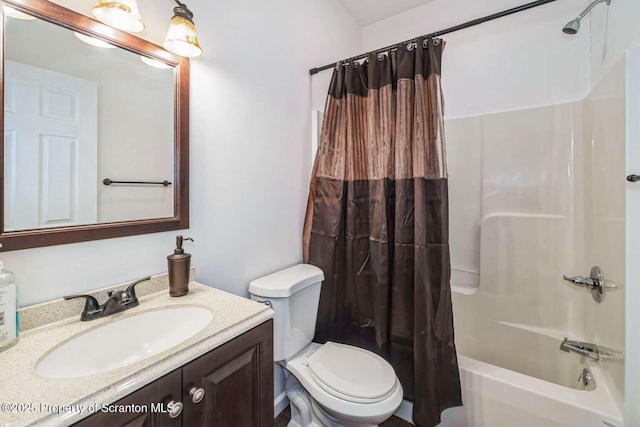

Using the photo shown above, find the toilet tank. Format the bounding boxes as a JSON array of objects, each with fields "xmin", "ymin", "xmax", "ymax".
[{"xmin": 249, "ymin": 264, "xmax": 324, "ymax": 361}]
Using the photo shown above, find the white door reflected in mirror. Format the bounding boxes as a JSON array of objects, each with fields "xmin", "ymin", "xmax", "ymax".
[
  {"xmin": 3, "ymin": 11, "xmax": 176, "ymax": 232},
  {"xmin": 4, "ymin": 61, "xmax": 98, "ymax": 231}
]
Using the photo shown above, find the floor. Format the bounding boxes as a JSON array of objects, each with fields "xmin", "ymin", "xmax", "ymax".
[{"xmin": 275, "ymin": 406, "xmax": 413, "ymax": 426}]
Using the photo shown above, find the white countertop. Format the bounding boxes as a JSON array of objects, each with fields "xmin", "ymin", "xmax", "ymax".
[{"xmin": 0, "ymin": 283, "xmax": 273, "ymax": 427}]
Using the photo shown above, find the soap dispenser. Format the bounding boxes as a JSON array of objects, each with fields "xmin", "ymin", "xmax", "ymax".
[{"xmin": 168, "ymin": 235, "xmax": 194, "ymax": 297}]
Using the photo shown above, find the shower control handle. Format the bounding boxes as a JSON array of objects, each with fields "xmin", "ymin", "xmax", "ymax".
[
  {"xmin": 562, "ymin": 266, "xmax": 612, "ymax": 303},
  {"xmin": 562, "ymin": 275, "xmax": 595, "ymax": 288}
]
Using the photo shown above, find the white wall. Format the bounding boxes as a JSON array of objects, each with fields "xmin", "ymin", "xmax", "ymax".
[
  {"xmin": 624, "ymin": 44, "xmax": 640, "ymax": 427},
  {"xmin": 590, "ymin": 0, "xmax": 640, "ymax": 86},
  {"xmin": 362, "ymin": 0, "xmax": 591, "ymax": 119},
  {"xmin": 186, "ymin": 0, "xmax": 360, "ymax": 296},
  {"xmin": 4, "ymin": 0, "xmax": 361, "ymax": 306}
]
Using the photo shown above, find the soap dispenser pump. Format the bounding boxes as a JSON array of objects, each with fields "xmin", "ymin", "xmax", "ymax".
[{"xmin": 168, "ymin": 235, "xmax": 194, "ymax": 297}]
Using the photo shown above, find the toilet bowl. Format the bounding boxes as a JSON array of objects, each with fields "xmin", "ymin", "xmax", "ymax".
[
  {"xmin": 249, "ymin": 264, "xmax": 403, "ymax": 427},
  {"xmin": 284, "ymin": 342, "xmax": 403, "ymax": 426}
]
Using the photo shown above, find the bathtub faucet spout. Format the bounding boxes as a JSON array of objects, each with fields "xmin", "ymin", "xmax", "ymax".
[{"xmin": 560, "ymin": 338, "xmax": 600, "ymax": 361}]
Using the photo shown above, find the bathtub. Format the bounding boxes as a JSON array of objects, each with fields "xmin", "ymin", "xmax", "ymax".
[{"xmin": 394, "ymin": 319, "xmax": 623, "ymax": 427}]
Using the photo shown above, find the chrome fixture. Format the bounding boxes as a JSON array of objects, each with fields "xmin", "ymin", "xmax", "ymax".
[
  {"xmin": 64, "ymin": 276, "xmax": 151, "ymax": 321},
  {"xmin": 562, "ymin": 0, "xmax": 611, "ymax": 35},
  {"xmin": 562, "ymin": 266, "xmax": 615, "ymax": 303},
  {"xmin": 577, "ymin": 368, "xmax": 591, "ymax": 387},
  {"xmin": 90, "ymin": 0, "xmax": 202, "ymax": 57},
  {"xmin": 560, "ymin": 338, "xmax": 625, "ymax": 362},
  {"xmin": 560, "ymin": 338, "xmax": 601, "ymax": 361}
]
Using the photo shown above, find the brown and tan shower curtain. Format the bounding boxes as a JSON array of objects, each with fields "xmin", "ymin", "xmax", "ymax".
[{"xmin": 303, "ymin": 37, "xmax": 462, "ymax": 427}]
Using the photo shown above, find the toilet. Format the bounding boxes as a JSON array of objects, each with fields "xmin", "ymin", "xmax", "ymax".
[{"xmin": 249, "ymin": 264, "xmax": 403, "ymax": 427}]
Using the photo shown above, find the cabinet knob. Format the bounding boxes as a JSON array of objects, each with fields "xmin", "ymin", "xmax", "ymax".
[
  {"xmin": 167, "ymin": 401, "xmax": 183, "ymax": 419},
  {"xmin": 189, "ymin": 387, "xmax": 205, "ymax": 404}
]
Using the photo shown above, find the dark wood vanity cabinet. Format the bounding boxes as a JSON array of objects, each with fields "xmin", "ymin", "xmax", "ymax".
[
  {"xmin": 74, "ymin": 320, "xmax": 274, "ymax": 427},
  {"xmin": 73, "ymin": 368, "xmax": 183, "ymax": 427}
]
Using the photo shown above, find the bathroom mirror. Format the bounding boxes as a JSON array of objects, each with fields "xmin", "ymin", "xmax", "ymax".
[{"xmin": 0, "ymin": 0, "xmax": 189, "ymax": 251}]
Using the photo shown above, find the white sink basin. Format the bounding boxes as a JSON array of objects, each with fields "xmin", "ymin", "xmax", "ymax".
[{"xmin": 36, "ymin": 306, "xmax": 213, "ymax": 379}]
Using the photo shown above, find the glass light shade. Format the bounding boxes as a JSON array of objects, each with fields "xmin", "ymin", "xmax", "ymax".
[
  {"xmin": 3, "ymin": 5, "xmax": 37, "ymax": 20},
  {"xmin": 163, "ymin": 16, "xmax": 202, "ymax": 58},
  {"xmin": 91, "ymin": 0, "xmax": 144, "ymax": 33},
  {"xmin": 73, "ymin": 32, "xmax": 116, "ymax": 49},
  {"xmin": 140, "ymin": 56, "xmax": 172, "ymax": 69}
]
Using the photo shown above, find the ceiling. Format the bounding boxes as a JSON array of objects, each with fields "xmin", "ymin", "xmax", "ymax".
[{"xmin": 338, "ymin": 0, "xmax": 437, "ymax": 26}]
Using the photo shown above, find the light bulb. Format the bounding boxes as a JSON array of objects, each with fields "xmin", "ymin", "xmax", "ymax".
[
  {"xmin": 163, "ymin": 7, "xmax": 202, "ymax": 58},
  {"xmin": 140, "ymin": 56, "xmax": 172, "ymax": 69},
  {"xmin": 91, "ymin": 0, "xmax": 144, "ymax": 33},
  {"xmin": 74, "ymin": 32, "xmax": 116, "ymax": 49}
]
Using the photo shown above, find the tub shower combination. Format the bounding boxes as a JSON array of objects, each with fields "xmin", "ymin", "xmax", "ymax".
[{"xmin": 305, "ymin": 0, "xmax": 626, "ymax": 425}]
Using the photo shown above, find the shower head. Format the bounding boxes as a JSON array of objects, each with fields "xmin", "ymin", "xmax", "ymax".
[
  {"xmin": 562, "ymin": 18, "xmax": 581, "ymax": 35},
  {"xmin": 562, "ymin": 0, "xmax": 611, "ymax": 35}
]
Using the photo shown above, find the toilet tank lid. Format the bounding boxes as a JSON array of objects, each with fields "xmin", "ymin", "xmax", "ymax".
[{"xmin": 249, "ymin": 264, "xmax": 324, "ymax": 298}]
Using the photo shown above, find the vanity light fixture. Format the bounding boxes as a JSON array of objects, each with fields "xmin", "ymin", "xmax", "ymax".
[
  {"xmin": 90, "ymin": 0, "xmax": 202, "ymax": 58},
  {"xmin": 91, "ymin": 0, "xmax": 144, "ymax": 33},
  {"xmin": 74, "ymin": 32, "xmax": 116, "ymax": 49},
  {"xmin": 3, "ymin": 4, "xmax": 37, "ymax": 20},
  {"xmin": 163, "ymin": 0, "xmax": 202, "ymax": 58}
]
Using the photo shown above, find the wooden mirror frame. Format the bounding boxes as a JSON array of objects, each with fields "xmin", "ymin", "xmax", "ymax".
[{"xmin": 0, "ymin": 0, "xmax": 189, "ymax": 252}]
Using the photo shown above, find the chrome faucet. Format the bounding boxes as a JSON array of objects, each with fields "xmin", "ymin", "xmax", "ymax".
[
  {"xmin": 560, "ymin": 338, "xmax": 600, "ymax": 361},
  {"xmin": 64, "ymin": 276, "xmax": 151, "ymax": 321},
  {"xmin": 560, "ymin": 337, "xmax": 625, "ymax": 362},
  {"xmin": 577, "ymin": 368, "xmax": 592, "ymax": 386}
]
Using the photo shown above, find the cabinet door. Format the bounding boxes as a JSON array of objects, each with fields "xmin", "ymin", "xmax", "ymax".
[
  {"xmin": 73, "ymin": 369, "xmax": 183, "ymax": 427},
  {"xmin": 182, "ymin": 320, "xmax": 274, "ymax": 427}
]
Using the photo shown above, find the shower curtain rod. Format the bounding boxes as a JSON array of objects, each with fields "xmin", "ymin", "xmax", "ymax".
[{"xmin": 309, "ymin": 0, "xmax": 559, "ymax": 75}]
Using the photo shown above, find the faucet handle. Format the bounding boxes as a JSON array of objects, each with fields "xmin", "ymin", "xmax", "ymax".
[
  {"xmin": 562, "ymin": 275, "xmax": 594, "ymax": 288},
  {"xmin": 124, "ymin": 276, "xmax": 152, "ymax": 306},
  {"xmin": 63, "ymin": 294, "xmax": 102, "ymax": 321}
]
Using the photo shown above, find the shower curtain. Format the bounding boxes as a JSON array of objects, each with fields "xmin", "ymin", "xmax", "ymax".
[{"xmin": 303, "ymin": 37, "xmax": 462, "ymax": 427}]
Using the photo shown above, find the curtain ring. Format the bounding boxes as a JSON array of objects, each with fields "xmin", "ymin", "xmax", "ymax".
[
  {"xmin": 433, "ymin": 38, "xmax": 442, "ymax": 46},
  {"xmin": 407, "ymin": 42, "xmax": 416, "ymax": 51},
  {"xmin": 377, "ymin": 53, "xmax": 385, "ymax": 61},
  {"xmin": 423, "ymin": 39, "xmax": 429, "ymax": 48}
]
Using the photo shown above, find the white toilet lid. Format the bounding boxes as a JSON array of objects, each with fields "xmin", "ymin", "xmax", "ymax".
[{"xmin": 306, "ymin": 342, "xmax": 397, "ymax": 403}]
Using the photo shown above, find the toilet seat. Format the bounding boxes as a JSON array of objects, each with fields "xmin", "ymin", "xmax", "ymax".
[{"xmin": 306, "ymin": 342, "xmax": 398, "ymax": 404}]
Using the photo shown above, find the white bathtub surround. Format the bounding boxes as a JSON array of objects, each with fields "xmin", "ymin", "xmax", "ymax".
[
  {"xmin": 392, "ymin": 355, "xmax": 621, "ymax": 427},
  {"xmin": 582, "ymin": 57, "xmax": 627, "ymax": 407},
  {"xmin": 450, "ymin": 268, "xmax": 479, "ymax": 295},
  {"xmin": 0, "ymin": 282, "xmax": 273, "ymax": 426},
  {"xmin": 441, "ymin": 356, "xmax": 621, "ymax": 427}
]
